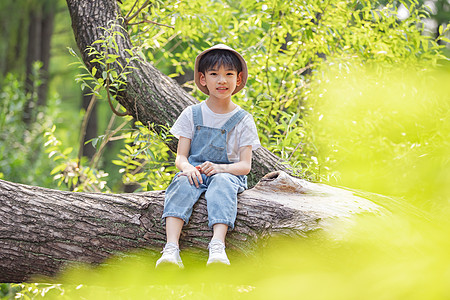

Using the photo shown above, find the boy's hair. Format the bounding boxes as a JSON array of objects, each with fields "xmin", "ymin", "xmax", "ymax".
[{"xmin": 198, "ymin": 49, "xmax": 243, "ymax": 74}]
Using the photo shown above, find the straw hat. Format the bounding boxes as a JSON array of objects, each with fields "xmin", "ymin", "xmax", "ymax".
[{"xmin": 194, "ymin": 44, "xmax": 248, "ymax": 95}]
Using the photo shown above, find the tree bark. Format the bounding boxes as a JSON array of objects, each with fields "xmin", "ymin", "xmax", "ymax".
[
  {"xmin": 0, "ymin": 171, "xmax": 383, "ymax": 282},
  {"xmin": 22, "ymin": 8, "xmax": 42, "ymax": 125},
  {"xmin": 65, "ymin": 0, "xmax": 289, "ymax": 186},
  {"xmin": 23, "ymin": 0, "xmax": 57, "ymax": 125},
  {"xmin": 36, "ymin": 1, "xmax": 56, "ymax": 108}
]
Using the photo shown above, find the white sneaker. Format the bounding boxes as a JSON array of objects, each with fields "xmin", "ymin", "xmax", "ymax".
[
  {"xmin": 155, "ymin": 242, "xmax": 184, "ymax": 268},
  {"xmin": 207, "ymin": 240, "xmax": 230, "ymax": 265}
]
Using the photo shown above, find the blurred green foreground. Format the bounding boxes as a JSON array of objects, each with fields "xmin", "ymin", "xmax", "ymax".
[{"xmin": 4, "ymin": 66, "xmax": 450, "ymax": 300}]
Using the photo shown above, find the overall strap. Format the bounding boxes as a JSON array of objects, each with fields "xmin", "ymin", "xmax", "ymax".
[
  {"xmin": 221, "ymin": 109, "xmax": 247, "ymax": 132},
  {"xmin": 191, "ymin": 103, "xmax": 203, "ymax": 126}
]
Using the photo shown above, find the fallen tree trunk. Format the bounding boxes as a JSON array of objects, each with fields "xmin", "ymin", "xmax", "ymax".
[{"xmin": 0, "ymin": 171, "xmax": 383, "ymax": 282}]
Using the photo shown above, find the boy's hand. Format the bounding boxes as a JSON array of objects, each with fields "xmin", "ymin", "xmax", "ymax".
[
  {"xmin": 178, "ymin": 165, "xmax": 203, "ymax": 188},
  {"xmin": 199, "ymin": 161, "xmax": 225, "ymax": 176}
]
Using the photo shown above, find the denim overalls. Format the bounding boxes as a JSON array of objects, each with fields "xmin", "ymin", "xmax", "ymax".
[{"xmin": 162, "ymin": 104, "xmax": 248, "ymax": 230}]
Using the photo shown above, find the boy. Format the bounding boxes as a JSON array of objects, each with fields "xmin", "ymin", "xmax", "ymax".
[{"xmin": 156, "ymin": 44, "xmax": 261, "ymax": 267}]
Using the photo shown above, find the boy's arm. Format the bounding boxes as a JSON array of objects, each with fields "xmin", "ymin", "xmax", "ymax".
[
  {"xmin": 176, "ymin": 136, "xmax": 203, "ymax": 187},
  {"xmin": 200, "ymin": 145, "xmax": 252, "ymax": 176}
]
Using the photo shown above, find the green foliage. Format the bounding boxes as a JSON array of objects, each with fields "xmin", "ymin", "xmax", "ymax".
[
  {"xmin": 46, "ymin": 20, "xmax": 142, "ymax": 192},
  {"xmin": 58, "ymin": 19, "xmax": 179, "ymax": 192},
  {"xmin": 0, "ymin": 283, "xmax": 65, "ymax": 300},
  {"xmin": 44, "ymin": 125, "xmax": 110, "ymax": 192},
  {"xmin": 113, "ymin": 122, "xmax": 176, "ymax": 191},
  {"xmin": 0, "ymin": 71, "xmax": 59, "ymax": 187},
  {"xmin": 122, "ymin": 0, "xmax": 448, "ymax": 181},
  {"xmin": 68, "ymin": 19, "xmax": 140, "ymax": 102},
  {"xmin": 437, "ymin": 24, "xmax": 450, "ymax": 44},
  {"xmin": 50, "ymin": 0, "xmax": 449, "ymax": 191},
  {"xmin": 0, "ymin": 283, "xmax": 20, "ymax": 299},
  {"xmin": 44, "ymin": 0, "xmax": 449, "ymax": 192}
]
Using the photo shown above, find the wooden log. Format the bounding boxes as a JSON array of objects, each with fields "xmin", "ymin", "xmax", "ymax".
[{"xmin": 0, "ymin": 171, "xmax": 383, "ymax": 282}]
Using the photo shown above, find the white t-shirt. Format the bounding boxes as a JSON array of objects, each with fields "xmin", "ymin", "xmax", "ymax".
[{"xmin": 170, "ymin": 101, "xmax": 261, "ymax": 163}]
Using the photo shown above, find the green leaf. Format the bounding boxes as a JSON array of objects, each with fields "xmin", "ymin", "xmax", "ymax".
[
  {"xmin": 125, "ymin": 49, "xmax": 134, "ymax": 56},
  {"xmin": 51, "ymin": 164, "xmax": 66, "ymax": 175},
  {"xmin": 106, "ymin": 56, "xmax": 118, "ymax": 64},
  {"xmin": 48, "ymin": 150, "xmax": 58, "ymax": 158},
  {"xmin": 62, "ymin": 147, "xmax": 73, "ymax": 156},
  {"xmin": 112, "ymin": 160, "xmax": 128, "ymax": 167},
  {"xmin": 67, "ymin": 47, "xmax": 77, "ymax": 56}
]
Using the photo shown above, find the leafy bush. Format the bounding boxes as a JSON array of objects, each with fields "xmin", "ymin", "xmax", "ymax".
[
  {"xmin": 112, "ymin": 122, "xmax": 177, "ymax": 191},
  {"xmin": 0, "ymin": 283, "xmax": 64, "ymax": 299},
  {"xmin": 0, "ymin": 71, "xmax": 60, "ymax": 188},
  {"xmin": 51, "ymin": 20, "xmax": 175, "ymax": 192},
  {"xmin": 43, "ymin": 125, "xmax": 110, "ymax": 192}
]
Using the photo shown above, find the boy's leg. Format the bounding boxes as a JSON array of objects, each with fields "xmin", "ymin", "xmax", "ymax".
[
  {"xmin": 205, "ymin": 173, "xmax": 246, "ymax": 265},
  {"xmin": 208, "ymin": 224, "xmax": 231, "ymax": 265},
  {"xmin": 211, "ymin": 223, "xmax": 228, "ymax": 243},
  {"xmin": 166, "ymin": 216, "xmax": 184, "ymax": 246},
  {"xmin": 156, "ymin": 217, "xmax": 185, "ymax": 268},
  {"xmin": 162, "ymin": 174, "xmax": 207, "ymax": 225},
  {"xmin": 204, "ymin": 173, "xmax": 245, "ymax": 230},
  {"xmin": 157, "ymin": 174, "xmax": 206, "ymax": 268}
]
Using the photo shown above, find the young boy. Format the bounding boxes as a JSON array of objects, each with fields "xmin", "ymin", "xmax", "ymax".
[{"xmin": 156, "ymin": 44, "xmax": 261, "ymax": 267}]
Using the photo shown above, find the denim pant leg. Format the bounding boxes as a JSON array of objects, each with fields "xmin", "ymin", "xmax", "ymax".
[
  {"xmin": 162, "ymin": 174, "xmax": 207, "ymax": 225},
  {"xmin": 204, "ymin": 173, "xmax": 246, "ymax": 230}
]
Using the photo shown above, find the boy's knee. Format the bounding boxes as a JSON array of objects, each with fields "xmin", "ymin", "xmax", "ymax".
[
  {"xmin": 172, "ymin": 174, "xmax": 190, "ymax": 185},
  {"xmin": 210, "ymin": 173, "xmax": 235, "ymax": 185},
  {"xmin": 165, "ymin": 176, "xmax": 203, "ymax": 209},
  {"xmin": 169, "ymin": 175, "xmax": 199, "ymax": 191},
  {"xmin": 209, "ymin": 173, "xmax": 245, "ymax": 192}
]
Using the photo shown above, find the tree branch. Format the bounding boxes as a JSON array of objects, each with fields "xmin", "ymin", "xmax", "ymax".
[
  {"xmin": 127, "ymin": 19, "xmax": 174, "ymax": 29},
  {"xmin": 125, "ymin": 0, "xmax": 151, "ymax": 25},
  {"xmin": 78, "ymin": 92, "xmax": 98, "ymax": 162}
]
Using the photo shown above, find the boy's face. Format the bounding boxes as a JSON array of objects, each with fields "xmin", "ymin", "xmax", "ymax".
[{"xmin": 199, "ymin": 64, "xmax": 242, "ymax": 100}]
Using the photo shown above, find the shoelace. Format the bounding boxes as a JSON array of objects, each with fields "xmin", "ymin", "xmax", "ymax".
[
  {"xmin": 209, "ymin": 242, "xmax": 225, "ymax": 254},
  {"xmin": 161, "ymin": 244, "xmax": 179, "ymax": 255}
]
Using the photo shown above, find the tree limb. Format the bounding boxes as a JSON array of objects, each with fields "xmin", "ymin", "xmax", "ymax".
[{"xmin": 0, "ymin": 171, "xmax": 383, "ymax": 282}]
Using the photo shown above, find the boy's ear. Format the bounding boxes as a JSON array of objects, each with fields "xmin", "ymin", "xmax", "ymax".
[
  {"xmin": 199, "ymin": 72, "xmax": 207, "ymax": 86},
  {"xmin": 236, "ymin": 72, "xmax": 243, "ymax": 86}
]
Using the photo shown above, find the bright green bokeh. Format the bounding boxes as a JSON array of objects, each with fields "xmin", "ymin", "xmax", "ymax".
[
  {"xmin": 310, "ymin": 64, "xmax": 450, "ymax": 212},
  {"xmin": 22, "ymin": 213, "xmax": 450, "ymax": 299}
]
